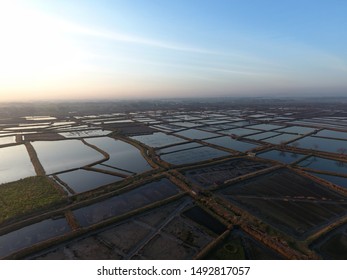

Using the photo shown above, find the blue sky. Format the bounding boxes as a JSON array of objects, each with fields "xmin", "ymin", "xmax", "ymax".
[{"xmin": 0, "ymin": 0, "xmax": 346, "ymax": 101}]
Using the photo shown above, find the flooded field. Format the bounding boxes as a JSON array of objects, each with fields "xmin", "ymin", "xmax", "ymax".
[
  {"xmin": 0, "ymin": 136, "xmax": 16, "ymax": 145},
  {"xmin": 184, "ymin": 158, "xmax": 272, "ymax": 188},
  {"xmin": 298, "ymin": 156, "xmax": 347, "ymax": 175},
  {"xmin": 245, "ymin": 131, "xmax": 280, "ymax": 141},
  {"xmin": 263, "ymin": 133, "xmax": 300, "ymax": 144},
  {"xmin": 0, "ymin": 217, "xmax": 70, "ymax": 258},
  {"xmin": 307, "ymin": 172, "xmax": 347, "ymax": 189},
  {"xmin": 174, "ymin": 129, "xmax": 219, "ymax": 140},
  {"xmin": 291, "ymin": 136, "xmax": 347, "ymax": 154},
  {"xmin": 246, "ymin": 124, "xmax": 284, "ymax": 131},
  {"xmin": 85, "ymin": 137, "xmax": 152, "ymax": 173},
  {"xmin": 56, "ymin": 169, "xmax": 123, "ymax": 194},
  {"xmin": 277, "ymin": 126, "xmax": 316, "ymax": 135},
  {"xmin": 161, "ymin": 146, "xmax": 229, "ymax": 165},
  {"xmin": 131, "ymin": 132, "xmax": 185, "ymax": 147},
  {"xmin": 156, "ymin": 142, "xmax": 202, "ymax": 155},
  {"xmin": 205, "ymin": 229, "xmax": 282, "ymax": 260},
  {"xmin": 59, "ymin": 130, "xmax": 111, "ymax": 138},
  {"xmin": 203, "ymin": 136, "xmax": 261, "ymax": 152},
  {"xmin": 315, "ymin": 129, "xmax": 347, "ymax": 140},
  {"xmin": 311, "ymin": 223, "xmax": 347, "ymax": 260},
  {"xmin": 32, "ymin": 140, "xmax": 104, "ymax": 174},
  {"xmin": 0, "ymin": 145, "xmax": 36, "ymax": 184},
  {"xmin": 217, "ymin": 169, "xmax": 347, "ymax": 239},
  {"xmin": 73, "ymin": 178, "xmax": 181, "ymax": 227},
  {"xmin": 32, "ymin": 198, "xmax": 224, "ymax": 260},
  {"xmin": 257, "ymin": 149, "xmax": 306, "ymax": 164}
]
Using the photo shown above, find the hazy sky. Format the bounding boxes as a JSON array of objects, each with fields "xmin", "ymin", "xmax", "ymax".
[{"xmin": 0, "ymin": 0, "xmax": 346, "ymax": 101}]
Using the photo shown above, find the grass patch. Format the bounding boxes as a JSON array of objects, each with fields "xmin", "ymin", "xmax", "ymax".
[{"xmin": 0, "ymin": 176, "xmax": 66, "ymax": 224}]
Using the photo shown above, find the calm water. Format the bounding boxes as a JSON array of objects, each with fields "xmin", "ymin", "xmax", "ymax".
[
  {"xmin": 308, "ymin": 172, "xmax": 347, "ymax": 189},
  {"xmin": 174, "ymin": 129, "xmax": 219, "ymax": 140},
  {"xmin": 161, "ymin": 146, "xmax": 229, "ymax": 165},
  {"xmin": 0, "ymin": 218, "xmax": 70, "ymax": 258},
  {"xmin": 315, "ymin": 129, "xmax": 347, "ymax": 140},
  {"xmin": 277, "ymin": 126, "xmax": 316, "ymax": 135},
  {"xmin": 183, "ymin": 206, "xmax": 227, "ymax": 235},
  {"xmin": 257, "ymin": 149, "xmax": 306, "ymax": 164},
  {"xmin": 0, "ymin": 136, "xmax": 16, "ymax": 145},
  {"xmin": 0, "ymin": 145, "xmax": 36, "ymax": 184},
  {"xmin": 92, "ymin": 164, "xmax": 134, "ymax": 176},
  {"xmin": 73, "ymin": 178, "xmax": 180, "ymax": 227},
  {"xmin": 245, "ymin": 131, "xmax": 280, "ymax": 141},
  {"xmin": 59, "ymin": 130, "xmax": 111, "ymax": 138},
  {"xmin": 32, "ymin": 140, "xmax": 104, "ymax": 174},
  {"xmin": 247, "ymin": 124, "xmax": 284, "ymax": 131},
  {"xmin": 291, "ymin": 136, "xmax": 347, "ymax": 154},
  {"xmin": 157, "ymin": 142, "xmax": 202, "ymax": 155},
  {"xmin": 204, "ymin": 136, "xmax": 261, "ymax": 152},
  {"xmin": 85, "ymin": 137, "xmax": 152, "ymax": 173},
  {"xmin": 298, "ymin": 156, "xmax": 347, "ymax": 174},
  {"xmin": 56, "ymin": 169, "xmax": 123, "ymax": 193},
  {"xmin": 220, "ymin": 128, "xmax": 259, "ymax": 136},
  {"xmin": 131, "ymin": 132, "xmax": 185, "ymax": 147},
  {"xmin": 264, "ymin": 133, "xmax": 299, "ymax": 144}
]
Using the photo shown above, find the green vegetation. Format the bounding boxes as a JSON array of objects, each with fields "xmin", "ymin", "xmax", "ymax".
[{"xmin": 0, "ymin": 176, "xmax": 66, "ymax": 224}]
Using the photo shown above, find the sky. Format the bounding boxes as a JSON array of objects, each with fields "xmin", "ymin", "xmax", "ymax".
[{"xmin": 0, "ymin": 0, "xmax": 346, "ymax": 101}]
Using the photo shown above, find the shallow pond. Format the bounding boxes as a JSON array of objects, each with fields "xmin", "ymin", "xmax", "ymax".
[
  {"xmin": 0, "ymin": 136, "xmax": 16, "ymax": 145},
  {"xmin": 131, "ymin": 132, "xmax": 185, "ymax": 148},
  {"xmin": 220, "ymin": 128, "xmax": 259, "ymax": 136},
  {"xmin": 204, "ymin": 136, "xmax": 261, "ymax": 152},
  {"xmin": 56, "ymin": 169, "xmax": 123, "ymax": 193},
  {"xmin": 174, "ymin": 129, "xmax": 219, "ymax": 140},
  {"xmin": 157, "ymin": 142, "xmax": 202, "ymax": 155},
  {"xmin": 32, "ymin": 140, "xmax": 104, "ymax": 174},
  {"xmin": 264, "ymin": 133, "xmax": 300, "ymax": 144},
  {"xmin": 59, "ymin": 130, "xmax": 111, "ymax": 138},
  {"xmin": 307, "ymin": 172, "xmax": 347, "ymax": 189},
  {"xmin": 291, "ymin": 136, "xmax": 347, "ymax": 154},
  {"xmin": 246, "ymin": 124, "xmax": 284, "ymax": 131},
  {"xmin": 73, "ymin": 178, "xmax": 180, "ymax": 227},
  {"xmin": 0, "ymin": 217, "xmax": 70, "ymax": 258},
  {"xmin": 298, "ymin": 156, "xmax": 347, "ymax": 175},
  {"xmin": 85, "ymin": 137, "xmax": 152, "ymax": 173},
  {"xmin": 161, "ymin": 146, "xmax": 229, "ymax": 165},
  {"xmin": 315, "ymin": 129, "xmax": 347, "ymax": 140},
  {"xmin": 0, "ymin": 145, "xmax": 36, "ymax": 184},
  {"xmin": 276, "ymin": 126, "xmax": 316, "ymax": 135},
  {"xmin": 257, "ymin": 149, "xmax": 306, "ymax": 164}
]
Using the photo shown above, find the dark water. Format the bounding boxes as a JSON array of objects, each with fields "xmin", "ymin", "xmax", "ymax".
[
  {"xmin": 183, "ymin": 206, "xmax": 227, "ymax": 235},
  {"xmin": 204, "ymin": 136, "xmax": 261, "ymax": 152},
  {"xmin": 308, "ymin": 172, "xmax": 347, "ymax": 189},
  {"xmin": 56, "ymin": 169, "xmax": 123, "ymax": 193},
  {"xmin": 85, "ymin": 137, "xmax": 152, "ymax": 173},
  {"xmin": 298, "ymin": 156, "xmax": 347, "ymax": 175},
  {"xmin": 257, "ymin": 149, "xmax": 305, "ymax": 164},
  {"xmin": 0, "ymin": 218, "xmax": 70, "ymax": 258},
  {"xmin": 161, "ymin": 146, "xmax": 229, "ymax": 165},
  {"xmin": 73, "ymin": 178, "xmax": 180, "ymax": 227}
]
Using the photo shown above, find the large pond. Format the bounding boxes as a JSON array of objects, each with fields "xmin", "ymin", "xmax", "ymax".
[
  {"xmin": 290, "ymin": 136, "xmax": 347, "ymax": 154},
  {"xmin": 131, "ymin": 132, "xmax": 185, "ymax": 148},
  {"xmin": 246, "ymin": 124, "xmax": 284, "ymax": 131},
  {"xmin": 56, "ymin": 169, "xmax": 123, "ymax": 193},
  {"xmin": 298, "ymin": 156, "xmax": 347, "ymax": 175},
  {"xmin": 276, "ymin": 126, "xmax": 316, "ymax": 135},
  {"xmin": 0, "ymin": 145, "xmax": 36, "ymax": 184},
  {"xmin": 0, "ymin": 136, "xmax": 16, "ymax": 145},
  {"xmin": 315, "ymin": 129, "xmax": 347, "ymax": 140},
  {"xmin": 161, "ymin": 146, "xmax": 229, "ymax": 165},
  {"xmin": 157, "ymin": 142, "xmax": 202, "ymax": 155},
  {"xmin": 32, "ymin": 140, "xmax": 104, "ymax": 174},
  {"xmin": 245, "ymin": 131, "xmax": 280, "ymax": 141},
  {"xmin": 174, "ymin": 129, "xmax": 219, "ymax": 140},
  {"xmin": 73, "ymin": 178, "xmax": 180, "ymax": 227},
  {"xmin": 308, "ymin": 172, "xmax": 347, "ymax": 189},
  {"xmin": 263, "ymin": 133, "xmax": 300, "ymax": 144},
  {"xmin": 59, "ymin": 130, "xmax": 111, "ymax": 138},
  {"xmin": 204, "ymin": 136, "xmax": 261, "ymax": 152},
  {"xmin": 85, "ymin": 137, "xmax": 152, "ymax": 174},
  {"xmin": 257, "ymin": 149, "xmax": 306, "ymax": 164},
  {"xmin": 0, "ymin": 217, "xmax": 70, "ymax": 258},
  {"xmin": 220, "ymin": 128, "xmax": 260, "ymax": 137}
]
